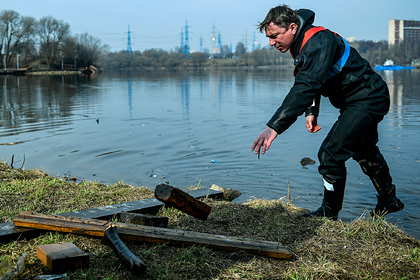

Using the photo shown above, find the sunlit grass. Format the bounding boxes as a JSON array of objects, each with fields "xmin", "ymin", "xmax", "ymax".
[{"xmin": 0, "ymin": 161, "xmax": 154, "ymax": 223}]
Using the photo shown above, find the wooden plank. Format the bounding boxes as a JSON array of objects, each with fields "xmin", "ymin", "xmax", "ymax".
[
  {"xmin": 0, "ymin": 188, "xmax": 223, "ymax": 244},
  {"xmin": 120, "ymin": 212, "xmax": 168, "ymax": 228},
  {"xmin": 14, "ymin": 211, "xmax": 291, "ymax": 259},
  {"xmin": 0, "ymin": 222, "xmax": 46, "ymax": 245},
  {"xmin": 155, "ymin": 184, "xmax": 211, "ymax": 220},
  {"xmin": 102, "ymin": 225, "xmax": 146, "ymax": 275},
  {"xmin": 37, "ymin": 242, "xmax": 89, "ymax": 273}
]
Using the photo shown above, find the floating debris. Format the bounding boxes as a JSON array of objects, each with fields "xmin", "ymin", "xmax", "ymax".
[{"xmin": 300, "ymin": 157, "xmax": 316, "ymax": 166}]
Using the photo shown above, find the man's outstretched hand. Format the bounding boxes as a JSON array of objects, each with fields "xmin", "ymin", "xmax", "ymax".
[
  {"xmin": 251, "ymin": 127, "xmax": 278, "ymax": 156},
  {"xmin": 305, "ymin": 115, "xmax": 321, "ymax": 133}
]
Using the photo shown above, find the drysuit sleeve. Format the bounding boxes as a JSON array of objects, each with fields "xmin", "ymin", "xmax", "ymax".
[
  {"xmin": 267, "ymin": 31, "xmax": 339, "ymax": 134},
  {"xmin": 305, "ymin": 95, "xmax": 320, "ymax": 117}
]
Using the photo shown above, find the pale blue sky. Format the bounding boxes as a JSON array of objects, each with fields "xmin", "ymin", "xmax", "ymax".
[{"xmin": 2, "ymin": 0, "xmax": 419, "ymax": 52}]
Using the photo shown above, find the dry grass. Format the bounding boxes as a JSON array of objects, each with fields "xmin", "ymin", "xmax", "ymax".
[{"xmin": 1, "ymin": 161, "xmax": 419, "ymax": 279}]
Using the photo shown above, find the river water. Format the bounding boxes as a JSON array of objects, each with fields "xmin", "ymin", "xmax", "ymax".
[{"xmin": 1, "ymin": 68, "xmax": 419, "ymax": 239}]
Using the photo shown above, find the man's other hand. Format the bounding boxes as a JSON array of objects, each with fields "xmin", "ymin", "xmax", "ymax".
[{"xmin": 305, "ymin": 115, "xmax": 321, "ymax": 133}]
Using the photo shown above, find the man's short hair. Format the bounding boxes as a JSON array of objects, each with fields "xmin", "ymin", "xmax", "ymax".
[{"xmin": 258, "ymin": 4, "xmax": 299, "ymax": 33}]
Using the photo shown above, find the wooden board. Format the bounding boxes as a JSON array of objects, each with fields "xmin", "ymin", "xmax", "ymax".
[
  {"xmin": 14, "ymin": 211, "xmax": 291, "ymax": 260},
  {"xmin": 0, "ymin": 188, "xmax": 223, "ymax": 244},
  {"xmin": 155, "ymin": 184, "xmax": 211, "ymax": 220},
  {"xmin": 120, "ymin": 212, "xmax": 168, "ymax": 228},
  {"xmin": 37, "ymin": 242, "xmax": 89, "ymax": 273}
]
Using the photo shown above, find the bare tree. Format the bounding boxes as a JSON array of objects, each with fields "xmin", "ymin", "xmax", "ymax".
[
  {"xmin": 0, "ymin": 10, "xmax": 36, "ymax": 68},
  {"xmin": 75, "ymin": 32, "xmax": 110, "ymax": 67},
  {"xmin": 37, "ymin": 16, "xmax": 70, "ymax": 68}
]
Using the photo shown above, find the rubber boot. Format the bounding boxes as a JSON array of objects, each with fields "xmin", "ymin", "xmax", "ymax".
[
  {"xmin": 372, "ymin": 184, "xmax": 404, "ymax": 216},
  {"xmin": 302, "ymin": 179, "xmax": 345, "ymax": 221},
  {"xmin": 301, "ymin": 199, "xmax": 339, "ymax": 220},
  {"xmin": 359, "ymin": 153, "xmax": 404, "ymax": 216}
]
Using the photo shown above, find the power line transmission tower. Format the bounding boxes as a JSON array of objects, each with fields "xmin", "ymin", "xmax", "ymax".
[
  {"xmin": 242, "ymin": 29, "xmax": 250, "ymax": 52},
  {"xmin": 126, "ymin": 25, "xmax": 133, "ymax": 53},
  {"xmin": 199, "ymin": 35, "xmax": 203, "ymax": 53},
  {"xmin": 209, "ymin": 23, "xmax": 218, "ymax": 57},
  {"xmin": 217, "ymin": 31, "xmax": 223, "ymax": 58},
  {"xmin": 182, "ymin": 20, "xmax": 190, "ymax": 56},
  {"xmin": 252, "ymin": 32, "xmax": 260, "ymax": 51},
  {"xmin": 180, "ymin": 30, "xmax": 184, "ymax": 53}
]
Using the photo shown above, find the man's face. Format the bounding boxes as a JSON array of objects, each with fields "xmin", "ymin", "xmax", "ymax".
[{"xmin": 266, "ymin": 22, "xmax": 297, "ymax": 53}]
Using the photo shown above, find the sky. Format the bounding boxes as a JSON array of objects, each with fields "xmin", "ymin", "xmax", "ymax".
[{"xmin": 2, "ymin": 0, "xmax": 420, "ymax": 53}]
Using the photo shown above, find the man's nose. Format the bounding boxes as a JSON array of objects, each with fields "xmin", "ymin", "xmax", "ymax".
[{"xmin": 269, "ymin": 39, "xmax": 276, "ymax": 46}]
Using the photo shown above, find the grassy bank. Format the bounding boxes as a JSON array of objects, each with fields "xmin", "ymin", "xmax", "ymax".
[{"xmin": 1, "ymin": 161, "xmax": 419, "ymax": 279}]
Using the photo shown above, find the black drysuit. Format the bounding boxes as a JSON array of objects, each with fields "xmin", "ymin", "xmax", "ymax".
[{"xmin": 266, "ymin": 9, "xmax": 395, "ymax": 213}]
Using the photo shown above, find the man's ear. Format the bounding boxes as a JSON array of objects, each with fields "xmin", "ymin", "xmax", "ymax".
[{"xmin": 289, "ymin": 23, "xmax": 298, "ymax": 35}]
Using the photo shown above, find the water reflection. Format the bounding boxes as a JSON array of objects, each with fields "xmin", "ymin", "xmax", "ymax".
[
  {"xmin": 382, "ymin": 70, "xmax": 420, "ymax": 129},
  {"xmin": 181, "ymin": 74, "xmax": 190, "ymax": 120},
  {"xmin": 127, "ymin": 76, "xmax": 133, "ymax": 119},
  {"xmin": 385, "ymin": 70, "xmax": 403, "ymax": 128}
]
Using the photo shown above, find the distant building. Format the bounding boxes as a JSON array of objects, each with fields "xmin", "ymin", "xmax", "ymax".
[
  {"xmin": 388, "ymin": 19, "xmax": 420, "ymax": 46},
  {"xmin": 345, "ymin": 37, "xmax": 357, "ymax": 43}
]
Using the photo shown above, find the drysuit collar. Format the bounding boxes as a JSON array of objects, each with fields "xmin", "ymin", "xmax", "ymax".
[{"xmin": 293, "ymin": 9, "xmax": 316, "ymax": 45}]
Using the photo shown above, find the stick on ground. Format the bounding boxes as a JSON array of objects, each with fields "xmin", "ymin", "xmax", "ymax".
[{"xmin": 101, "ymin": 225, "xmax": 146, "ymax": 275}]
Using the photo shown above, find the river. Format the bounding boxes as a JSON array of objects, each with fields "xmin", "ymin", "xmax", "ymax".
[{"xmin": 1, "ymin": 68, "xmax": 419, "ymax": 239}]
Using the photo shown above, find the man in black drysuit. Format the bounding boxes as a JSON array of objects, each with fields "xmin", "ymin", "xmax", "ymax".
[{"xmin": 251, "ymin": 4, "xmax": 404, "ymax": 220}]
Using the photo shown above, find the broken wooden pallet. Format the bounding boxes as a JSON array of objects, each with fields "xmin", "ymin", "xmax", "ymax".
[
  {"xmin": 14, "ymin": 211, "xmax": 291, "ymax": 260},
  {"xmin": 0, "ymin": 188, "xmax": 223, "ymax": 244}
]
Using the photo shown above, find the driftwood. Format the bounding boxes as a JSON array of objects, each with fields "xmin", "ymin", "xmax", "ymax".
[
  {"xmin": 102, "ymin": 225, "xmax": 146, "ymax": 275},
  {"xmin": 13, "ymin": 211, "xmax": 291, "ymax": 259},
  {"xmin": 154, "ymin": 184, "xmax": 211, "ymax": 220}
]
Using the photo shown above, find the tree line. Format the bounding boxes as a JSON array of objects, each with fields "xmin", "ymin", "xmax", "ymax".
[
  {"xmin": 102, "ymin": 39, "xmax": 420, "ymax": 70},
  {"xmin": 101, "ymin": 41, "xmax": 295, "ymax": 69},
  {"xmin": 2, "ymin": 8, "xmax": 418, "ymax": 71},
  {"xmin": 351, "ymin": 39, "xmax": 420, "ymax": 66},
  {"xmin": 0, "ymin": 10, "xmax": 109, "ymax": 70}
]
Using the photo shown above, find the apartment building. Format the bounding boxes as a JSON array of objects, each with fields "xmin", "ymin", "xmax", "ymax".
[{"xmin": 388, "ymin": 19, "xmax": 420, "ymax": 45}]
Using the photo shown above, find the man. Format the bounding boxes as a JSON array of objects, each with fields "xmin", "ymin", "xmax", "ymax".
[{"xmin": 251, "ymin": 5, "xmax": 404, "ymax": 220}]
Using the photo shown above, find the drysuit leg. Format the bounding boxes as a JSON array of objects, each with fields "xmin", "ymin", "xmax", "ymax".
[
  {"xmin": 302, "ymin": 167, "xmax": 346, "ymax": 220},
  {"xmin": 303, "ymin": 103, "xmax": 386, "ymax": 220},
  {"xmin": 303, "ymin": 117, "xmax": 350, "ymax": 220},
  {"xmin": 355, "ymin": 148, "xmax": 404, "ymax": 215}
]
